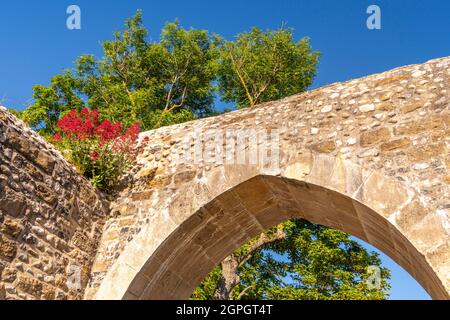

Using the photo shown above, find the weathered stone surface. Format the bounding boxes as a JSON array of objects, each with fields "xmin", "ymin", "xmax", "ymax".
[
  {"xmin": 0, "ymin": 107, "xmax": 108, "ymax": 300},
  {"xmin": 174, "ymin": 170, "xmax": 196, "ymax": 184},
  {"xmin": 6, "ymin": 129, "xmax": 37, "ymax": 157},
  {"xmin": 41, "ymin": 285, "xmax": 56, "ymax": 300},
  {"xmin": 15, "ymin": 275, "xmax": 43, "ymax": 296},
  {"xmin": 395, "ymin": 200, "xmax": 428, "ymax": 231},
  {"xmin": 445, "ymin": 175, "xmax": 450, "ymax": 185},
  {"xmin": 380, "ymin": 138, "xmax": 411, "ymax": 152},
  {"xmin": 71, "ymin": 231, "xmax": 93, "ymax": 253},
  {"xmin": 377, "ymin": 101, "xmax": 395, "ymax": 111},
  {"xmin": 131, "ymin": 190, "xmax": 153, "ymax": 201},
  {"xmin": 0, "ymin": 217, "xmax": 23, "ymax": 238},
  {"xmin": 360, "ymin": 172, "xmax": 409, "ymax": 218},
  {"xmin": 401, "ymin": 102, "xmax": 422, "ymax": 114},
  {"xmin": 407, "ymin": 143, "xmax": 445, "ymax": 162},
  {"xmin": 0, "ymin": 187, "xmax": 26, "ymax": 217},
  {"xmin": 36, "ymin": 183, "xmax": 57, "ymax": 205},
  {"xmin": 359, "ymin": 103, "xmax": 375, "ymax": 113},
  {"xmin": 310, "ymin": 140, "xmax": 336, "ymax": 153},
  {"xmin": 394, "ymin": 117, "xmax": 444, "ymax": 136},
  {"xmin": 34, "ymin": 151, "xmax": 55, "ymax": 173},
  {"xmin": 0, "ymin": 235, "xmax": 17, "ymax": 260},
  {"xmin": 360, "ymin": 127, "xmax": 390, "ymax": 147}
]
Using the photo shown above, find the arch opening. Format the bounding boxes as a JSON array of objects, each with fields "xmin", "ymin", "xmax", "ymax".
[{"xmin": 121, "ymin": 175, "xmax": 448, "ymax": 300}]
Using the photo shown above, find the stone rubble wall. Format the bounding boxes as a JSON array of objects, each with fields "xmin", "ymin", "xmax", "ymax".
[{"xmin": 0, "ymin": 107, "xmax": 108, "ymax": 300}]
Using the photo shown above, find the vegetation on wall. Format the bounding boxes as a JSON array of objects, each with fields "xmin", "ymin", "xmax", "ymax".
[{"xmin": 52, "ymin": 108, "xmax": 143, "ymax": 191}]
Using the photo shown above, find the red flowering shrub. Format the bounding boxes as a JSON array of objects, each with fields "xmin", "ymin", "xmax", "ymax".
[{"xmin": 53, "ymin": 108, "xmax": 142, "ymax": 191}]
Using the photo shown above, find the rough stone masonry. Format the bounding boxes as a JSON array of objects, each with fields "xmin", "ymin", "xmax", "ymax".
[
  {"xmin": 0, "ymin": 56, "xmax": 449, "ymax": 300},
  {"xmin": 0, "ymin": 107, "xmax": 108, "ymax": 299}
]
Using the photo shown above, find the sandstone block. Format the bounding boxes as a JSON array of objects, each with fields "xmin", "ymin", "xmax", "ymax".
[
  {"xmin": 41, "ymin": 285, "xmax": 56, "ymax": 300},
  {"xmin": 358, "ymin": 172, "xmax": 409, "ymax": 218},
  {"xmin": 0, "ymin": 217, "xmax": 23, "ymax": 238},
  {"xmin": 34, "ymin": 151, "xmax": 55, "ymax": 173},
  {"xmin": 380, "ymin": 137, "xmax": 411, "ymax": 152},
  {"xmin": 131, "ymin": 190, "xmax": 153, "ymax": 201},
  {"xmin": 0, "ymin": 235, "xmax": 17, "ymax": 260},
  {"xmin": 394, "ymin": 117, "xmax": 444, "ymax": 135},
  {"xmin": 401, "ymin": 102, "xmax": 422, "ymax": 113},
  {"xmin": 310, "ymin": 140, "xmax": 336, "ymax": 153},
  {"xmin": 174, "ymin": 170, "xmax": 196, "ymax": 184},
  {"xmin": 0, "ymin": 187, "xmax": 26, "ymax": 217},
  {"xmin": 15, "ymin": 274, "xmax": 43, "ymax": 297},
  {"xmin": 71, "ymin": 231, "xmax": 93, "ymax": 253},
  {"xmin": 1, "ymin": 268, "xmax": 17, "ymax": 283},
  {"xmin": 395, "ymin": 199, "xmax": 428, "ymax": 232},
  {"xmin": 407, "ymin": 143, "xmax": 445, "ymax": 162},
  {"xmin": 36, "ymin": 183, "xmax": 56, "ymax": 205},
  {"xmin": 360, "ymin": 127, "xmax": 390, "ymax": 147}
]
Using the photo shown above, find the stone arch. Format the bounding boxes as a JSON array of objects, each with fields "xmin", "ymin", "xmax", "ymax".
[
  {"xmin": 92, "ymin": 154, "xmax": 449, "ymax": 300},
  {"xmin": 86, "ymin": 57, "xmax": 450, "ymax": 301}
]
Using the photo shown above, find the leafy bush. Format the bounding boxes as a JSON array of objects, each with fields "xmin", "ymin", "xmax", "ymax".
[{"xmin": 52, "ymin": 108, "xmax": 143, "ymax": 192}]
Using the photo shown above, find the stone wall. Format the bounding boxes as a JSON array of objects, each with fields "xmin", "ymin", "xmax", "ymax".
[{"xmin": 0, "ymin": 107, "xmax": 108, "ymax": 300}]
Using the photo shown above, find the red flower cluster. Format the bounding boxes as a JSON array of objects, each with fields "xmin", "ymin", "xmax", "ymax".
[
  {"xmin": 51, "ymin": 108, "xmax": 145, "ymax": 191},
  {"xmin": 53, "ymin": 108, "xmax": 140, "ymax": 146},
  {"xmin": 52, "ymin": 108, "xmax": 142, "ymax": 165},
  {"xmin": 95, "ymin": 120, "xmax": 123, "ymax": 143},
  {"xmin": 56, "ymin": 108, "xmax": 99, "ymax": 141},
  {"xmin": 122, "ymin": 122, "xmax": 140, "ymax": 141}
]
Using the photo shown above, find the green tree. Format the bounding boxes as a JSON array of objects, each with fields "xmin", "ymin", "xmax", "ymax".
[
  {"xmin": 217, "ymin": 26, "xmax": 320, "ymax": 108},
  {"xmin": 192, "ymin": 220, "xmax": 391, "ymax": 300},
  {"xmin": 22, "ymin": 72, "xmax": 85, "ymax": 138},
  {"xmin": 22, "ymin": 11, "xmax": 218, "ymax": 136}
]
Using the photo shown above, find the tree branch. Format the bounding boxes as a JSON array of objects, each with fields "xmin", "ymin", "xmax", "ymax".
[
  {"xmin": 246, "ymin": 224, "xmax": 286, "ymax": 257},
  {"xmin": 235, "ymin": 285, "xmax": 254, "ymax": 300},
  {"xmin": 253, "ymin": 41, "xmax": 280, "ymax": 104},
  {"xmin": 229, "ymin": 50, "xmax": 255, "ymax": 107}
]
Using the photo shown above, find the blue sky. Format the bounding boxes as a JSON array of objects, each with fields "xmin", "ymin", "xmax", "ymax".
[{"xmin": 1, "ymin": 0, "xmax": 447, "ymax": 299}]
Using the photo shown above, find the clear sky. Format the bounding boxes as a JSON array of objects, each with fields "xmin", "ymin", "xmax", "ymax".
[{"xmin": 1, "ymin": 0, "xmax": 447, "ymax": 299}]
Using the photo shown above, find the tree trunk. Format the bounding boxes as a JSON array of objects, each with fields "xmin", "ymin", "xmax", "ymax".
[
  {"xmin": 214, "ymin": 255, "xmax": 240, "ymax": 300},
  {"xmin": 214, "ymin": 224, "xmax": 286, "ymax": 300}
]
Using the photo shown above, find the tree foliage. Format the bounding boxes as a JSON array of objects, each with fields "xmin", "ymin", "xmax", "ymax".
[
  {"xmin": 22, "ymin": 11, "xmax": 218, "ymax": 137},
  {"xmin": 21, "ymin": 14, "xmax": 320, "ymax": 136},
  {"xmin": 192, "ymin": 220, "xmax": 391, "ymax": 300},
  {"xmin": 217, "ymin": 27, "xmax": 320, "ymax": 108}
]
